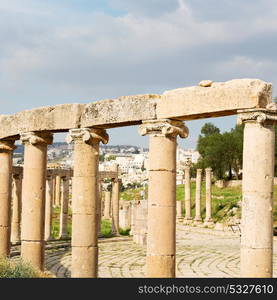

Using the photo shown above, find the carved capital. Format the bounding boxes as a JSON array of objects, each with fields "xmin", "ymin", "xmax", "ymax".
[
  {"xmin": 0, "ymin": 138, "xmax": 17, "ymax": 152},
  {"xmin": 138, "ymin": 119, "xmax": 189, "ymax": 138},
  {"xmin": 205, "ymin": 167, "xmax": 212, "ymax": 173},
  {"xmin": 20, "ymin": 132, "xmax": 53, "ymax": 145},
  {"xmin": 66, "ymin": 128, "xmax": 109, "ymax": 145},
  {"xmin": 237, "ymin": 108, "xmax": 277, "ymax": 126}
]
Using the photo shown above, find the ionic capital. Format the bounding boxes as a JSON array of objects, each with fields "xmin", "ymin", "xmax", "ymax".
[
  {"xmin": 66, "ymin": 128, "xmax": 109, "ymax": 145},
  {"xmin": 20, "ymin": 131, "xmax": 53, "ymax": 145},
  {"xmin": 237, "ymin": 107, "xmax": 277, "ymax": 126},
  {"xmin": 0, "ymin": 138, "xmax": 17, "ymax": 152},
  {"xmin": 138, "ymin": 119, "xmax": 189, "ymax": 138},
  {"xmin": 205, "ymin": 167, "xmax": 212, "ymax": 172}
]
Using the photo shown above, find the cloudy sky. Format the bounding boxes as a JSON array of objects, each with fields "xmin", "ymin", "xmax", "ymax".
[{"xmin": 1, "ymin": 0, "xmax": 277, "ymax": 147}]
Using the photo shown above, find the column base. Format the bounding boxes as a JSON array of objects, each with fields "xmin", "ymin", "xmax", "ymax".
[
  {"xmin": 21, "ymin": 240, "xmax": 45, "ymax": 271},
  {"xmin": 204, "ymin": 219, "xmax": 214, "ymax": 227},
  {"xmin": 58, "ymin": 234, "xmax": 69, "ymax": 240},
  {"xmin": 183, "ymin": 217, "xmax": 193, "ymax": 225},
  {"xmin": 193, "ymin": 218, "xmax": 202, "ymax": 225},
  {"xmin": 176, "ymin": 216, "xmax": 184, "ymax": 223}
]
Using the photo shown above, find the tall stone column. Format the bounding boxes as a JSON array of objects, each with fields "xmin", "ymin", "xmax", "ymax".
[
  {"xmin": 59, "ymin": 176, "xmax": 69, "ymax": 239},
  {"xmin": 194, "ymin": 169, "xmax": 202, "ymax": 224},
  {"xmin": 183, "ymin": 166, "xmax": 192, "ymax": 224},
  {"xmin": 20, "ymin": 132, "xmax": 53, "ymax": 270},
  {"xmin": 0, "ymin": 138, "xmax": 16, "ymax": 256},
  {"xmin": 97, "ymin": 180, "xmax": 103, "ymax": 237},
  {"xmin": 52, "ymin": 176, "xmax": 56, "ymax": 207},
  {"xmin": 111, "ymin": 169, "xmax": 120, "ymax": 236},
  {"xmin": 103, "ymin": 191, "xmax": 111, "ymax": 219},
  {"xmin": 139, "ymin": 119, "xmax": 188, "ymax": 278},
  {"xmin": 176, "ymin": 201, "xmax": 182, "ymax": 220},
  {"xmin": 44, "ymin": 175, "xmax": 53, "ymax": 241},
  {"xmin": 67, "ymin": 128, "xmax": 108, "ymax": 278},
  {"xmin": 11, "ymin": 173, "xmax": 22, "ymax": 244},
  {"xmin": 238, "ymin": 110, "xmax": 276, "ymax": 277},
  {"xmin": 204, "ymin": 168, "xmax": 213, "ymax": 225},
  {"xmin": 55, "ymin": 175, "xmax": 61, "ymax": 206}
]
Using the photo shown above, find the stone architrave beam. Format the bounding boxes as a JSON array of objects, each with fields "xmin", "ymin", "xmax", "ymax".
[{"xmin": 0, "ymin": 79, "xmax": 272, "ymax": 139}]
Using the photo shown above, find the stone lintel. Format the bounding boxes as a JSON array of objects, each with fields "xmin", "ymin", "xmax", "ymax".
[{"xmin": 0, "ymin": 79, "xmax": 272, "ymax": 140}]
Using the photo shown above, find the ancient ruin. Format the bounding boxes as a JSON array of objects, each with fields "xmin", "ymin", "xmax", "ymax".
[{"xmin": 0, "ymin": 78, "xmax": 276, "ymax": 278}]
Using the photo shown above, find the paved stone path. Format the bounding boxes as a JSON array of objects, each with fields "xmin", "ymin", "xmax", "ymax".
[{"xmin": 42, "ymin": 225, "xmax": 277, "ymax": 278}]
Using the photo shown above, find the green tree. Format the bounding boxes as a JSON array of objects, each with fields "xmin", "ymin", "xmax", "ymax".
[
  {"xmin": 197, "ymin": 123, "xmax": 244, "ymax": 179},
  {"xmin": 200, "ymin": 122, "xmax": 220, "ymax": 136}
]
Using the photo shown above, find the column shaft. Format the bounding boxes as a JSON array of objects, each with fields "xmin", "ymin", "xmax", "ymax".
[
  {"xmin": 44, "ymin": 176, "xmax": 53, "ymax": 241},
  {"xmin": 194, "ymin": 169, "xmax": 202, "ymax": 224},
  {"xmin": 59, "ymin": 176, "xmax": 69, "ymax": 239},
  {"xmin": 11, "ymin": 174, "xmax": 22, "ymax": 244},
  {"xmin": 69, "ymin": 128, "xmax": 108, "ymax": 278},
  {"xmin": 184, "ymin": 166, "xmax": 192, "ymax": 223},
  {"xmin": 241, "ymin": 120, "xmax": 274, "ymax": 277},
  {"xmin": 55, "ymin": 175, "xmax": 61, "ymax": 206},
  {"xmin": 97, "ymin": 180, "xmax": 102, "ymax": 236},
  {"xmin": 0, "ymin": 139, "xmax": 15, "ymax": 256},
  {"xmin": 204, "ymin": 168, "xmax": 213, "ymax": 225},
  {"xmin": 21, "ymin": 132, "xmax": 53, "ymax": 270},
  {"xmin": 111, "ymin": 176, "xmax": 120, "ymax": 236},
  {"xmin": 103, "ymin": 191, "xmax": 111, "ymax": 219},
  {"xmin": 146, "ymin": 134, "xmax": 177, "ymax": 277},
  {"xmin": 176, "ymin": 201, "xmax": 182, "ymax": 219}
]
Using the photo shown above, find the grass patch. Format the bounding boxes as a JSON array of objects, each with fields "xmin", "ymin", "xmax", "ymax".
[{"xmin": 0, "ymin": 257, "xmax": 42, "ymax": 278}]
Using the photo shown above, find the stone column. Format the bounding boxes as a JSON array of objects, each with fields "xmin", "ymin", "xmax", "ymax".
[
  {"xmin": 20, "ymin": 132, "xmax": 53, "ymax": 270},
  {"xmin": 119, "ymin": 202, "xmax": 131, "ymax": 230},
  {"xmin": 55, "ymin": 175, "xmax": 61, "ymax": 206},
  {"xmin": 103, "ymin": 191, "xmax": 111, "ymax": 219},
  {"xmin": 67, "ymin": 128, "xmax": 108, "ymax": 278},
  {"xmin": 176, "ymin": 201, "xmax": 182, "ymax": 220},
  {"xmin": 52, "ymin": 176, "xmax": 56, "ymax": 206},
  {"xmin": 183, "ymin": 166, "xmax": 192, "ymax": 224},
  {"xmin": 130, "ymin": 200, "xmax": 136, "ymax": 235},
  {"xmin": 0, "ymin": 138, "xmax": 16, "ymax": 256},
  {"xmin": 139, "ymin": 119, "xmax": 188, "ymax": 278},
  {"xmin": 59, "ymin": 176, "xmax": 69, "ymax": 239},
  {"xmin": 97, "ymin": 180, "xmax": 103, "ymax": 237},
  {"xmin": 44, "ymin": 175, "xmax": 53, "ymax": 241},
  {"xmin": 238, "ymin": 110, "xmax": 276, "ymax": 277},
  {"xmin": 194, "ymin": 169, "xmax": 202, "ymax": 224},
  {"xmin": 11, "ymin": 173, "xmax": 22, "ymax": 244},
  {"xmin": 111, "ymin": 170, "xmax": 120, "ymax": 236},
  {"xmin": 204, "ymin": 168, "xmax": 213, "ymax": 225}
]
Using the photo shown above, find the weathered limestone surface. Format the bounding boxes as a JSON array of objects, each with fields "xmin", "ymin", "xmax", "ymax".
[
  {"xmin": 81, "ymin": 94, "xmax": 159, "ymax": 128},
  {"xmin": 69, "ymin": 128, "xmax": 108, "ymax": 278},
  {"xmin": 11, "ymin": 174, "xmax": 22, "ymax": 244},
  {"xmin": 139, "ymin": 119, "xmax": 189, "ymax": 278},
  {"xmin": 21, "ymin": 132, "xmax": 53, "ymax": 270},
  {"xmin": 0, "ymin": 79, "xmax": 272, "ymax": 139},
  {"xmin": 0, "ymin": 104, "xmax": 84, "ymax": 139},
  {"xmin": 157, "ymin": 79, "xmax": 272, "ymax": 120},
  {"xmin": 0, "ymin": 139, "xmax": 16, "ymax": 256},
  {"xmin": 239, "ymin": 110, "xmax": 275, "ymax": 278}
]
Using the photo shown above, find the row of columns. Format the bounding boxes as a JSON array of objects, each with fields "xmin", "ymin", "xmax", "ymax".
[
  {"xmin": 177, "ymin": 167, "xmax": 213, "ymax": 225},
  {"xmin": 0, "ymin": 109, "xmax": 275, "ymax": 278}
]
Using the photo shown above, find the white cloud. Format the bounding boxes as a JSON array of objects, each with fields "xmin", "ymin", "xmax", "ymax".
[{"xmin": 1, "ymin": 0, "xmax": 277, "ymax": 114}]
